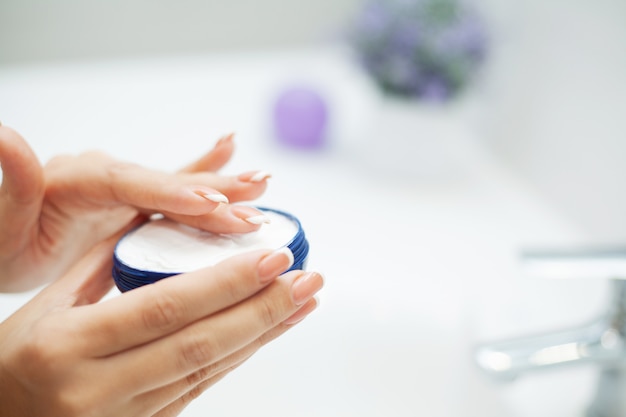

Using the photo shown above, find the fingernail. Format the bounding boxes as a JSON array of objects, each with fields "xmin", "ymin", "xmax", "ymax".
[
  {"xmin": 245, "ymin": 215, "xmax": 271, "ymax": 225},
  {"xmin": 284, "ymin": 297, "xmax": 319, "ymax": 325},
  {"xmin": 231, "ymin": 205, "xmax": 271, "ymax": 225},
  {"xmin": 216, "ymin": 132, "xmax": 234, "ymax": 147},
  {"xmin": 238, "ymin": 170, "xmax": 272, "ymax": 183},
  {"xmin": 258, "ymin": 247, "xmax": 294, "ymax": 284},
  {"xmin": 197, "ymin": 191, "xmax": 229, "ymax": 204},
  {"xmin": 291, "ymin": 272, "xmax": 324, "ymax": 305}
]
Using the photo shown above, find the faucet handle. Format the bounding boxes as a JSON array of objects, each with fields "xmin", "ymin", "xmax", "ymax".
[{"xmin": 521, "ymin": 247, "xmax": 626, "ymax": 280}]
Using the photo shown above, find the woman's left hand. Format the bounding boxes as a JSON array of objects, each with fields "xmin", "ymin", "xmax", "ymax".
[
  {"xmin": 0, "ymin": 226, "xmax": 322, "ymax": 417},
  {"xmin": 0, "ymin": 125, "xmax": 271, "ymax": 292}
]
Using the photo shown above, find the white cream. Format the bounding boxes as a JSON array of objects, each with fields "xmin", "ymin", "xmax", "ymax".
[{"xmin": 116, "ymin": 210, "xmax": 298, "ymax": 273}]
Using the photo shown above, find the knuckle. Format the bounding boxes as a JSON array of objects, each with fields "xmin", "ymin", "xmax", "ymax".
[
  {"xmin": 45, "ymin": 154, "xmax": 74, "ymax": 170},
  {"xmin": 142, "ymin": 292, "xmax": 186, "ymax": 332},
  {"xmin": 184, "ymin": 363, "xmax": 216, "ymax": 387},
  {"xmin": 179, "ymin": 331, "xmax": 216, "ymax": 369},
  {"xmin": 55, "ymin": 389, "xmax": 93, "ymax": 417},
  {"xmin": 3, "ymin": 316, "xmax": 103, "ymax": 417},
  {"xmin": 103, "ymin": 159, "xmax": 158, "ymax": 208},
  {"xmin": 254, "ymin": 326, "xmax": 282, "ymax": 348},
  {"xmin": 18, "ymin": 320, "xmax": 64, "ymax": 371},
  {"xmin": 80, "ymin": 150, "xmax": 110, "ymax": 160},
  {"xmin": 43, "ymin": 155, "xmax": 75, "ymax": 189},
  {"xmin": 255, "ymin": 296, "xmax": 282, "ymax": 328},
  {"xmin": 213, "ymin": 270, "xmax": 245, "ymax": 301},
  {"xmin": 56, "ymin": 384, "xmax": 110, "ymax": 417},
  {"xmin": 180, "ymin": 382, "xmax": 207, "ymax": 407},
  {"xmin": 104, "ymin": 160, "xmax": 137, "ymax": 184}
]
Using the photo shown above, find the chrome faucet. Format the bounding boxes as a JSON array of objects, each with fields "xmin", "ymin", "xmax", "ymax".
[{"xmin": 474, "ymin": 247, "xmax": 626, "ymax": 416}]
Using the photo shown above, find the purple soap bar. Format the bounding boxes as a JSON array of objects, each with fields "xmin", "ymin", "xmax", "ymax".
[{"xmin": 273, "ymin": 86, "xmax": 328, "ymax": 148}]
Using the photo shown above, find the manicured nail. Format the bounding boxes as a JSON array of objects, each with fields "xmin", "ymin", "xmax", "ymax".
[
  {"xmin": 258, "ymin": 247, "xmax": 294, "ymax": 284},
  {"xmin": 149, "ymin": 213, "xmax": 165, "ymax": 221},
  {"xmin": 231, "ymin": 205, "xmax": 271, "ymax": 225},
  {"xmin": 291, "ymin": 272, "xmax": 324, "ymax": 305},
  {"xmin": 245, "ymin": 215, "xmax": 271, "ymax": 225},
  {"xmin": 284, "ymin": 297, "xmax": 319, "ymax": 325},
  {"xmin": 197, "ymin": 192, "xmax": 229, "ymax": 204},
  {"xmin": 216, "ymin": 132, "xmax": 234, "ymax": 147},
  {"xmin": 238, "ymin": 170, "xmax": 272, "ymax": 183}
]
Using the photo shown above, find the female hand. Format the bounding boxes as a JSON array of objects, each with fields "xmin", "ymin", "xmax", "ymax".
[
  {"xmin": 0, "ymin": 229, "xmax": 323, "ymax": 417},
  {"xmin": 0, "ymin": 125, "xmax": 272, "ymax": 292}
]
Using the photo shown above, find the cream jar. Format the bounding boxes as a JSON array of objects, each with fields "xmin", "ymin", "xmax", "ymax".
[{"xmin": 113, "ymin": 207, "xmax": 309, "ymax": 292}]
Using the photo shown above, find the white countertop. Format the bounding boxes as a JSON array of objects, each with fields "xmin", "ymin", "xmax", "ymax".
[{"xmin": 0, "ymin": 46, "xmax": 610, "ymax": 416}]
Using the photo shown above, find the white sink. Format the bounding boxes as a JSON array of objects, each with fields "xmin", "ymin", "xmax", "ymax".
[{"xmin": 0, "ymin": 47, "xmax": 611, "ymax": 416}]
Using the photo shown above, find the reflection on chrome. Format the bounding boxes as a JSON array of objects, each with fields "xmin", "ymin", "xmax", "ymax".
[
  {"xmin": 521, "ymin": 247, "xmax": 626, "ymax": 280},
  {"xmin": 474, "ymin": 319, "xmax": 618, "ymax": 381},
  {"xmin": 600, "ymin": 328, "xmax": 622, "ymax": 349},
  {"xmin": 529, "ymin": 342, "xmax": 583, "ymax": 366},
  {"xmin": 475, "ymin": 248, "xmax": 626, "ymax": 416},
  {"xmin": 476, "ymin": 351, "xmax": 512, "ymax": 372}
]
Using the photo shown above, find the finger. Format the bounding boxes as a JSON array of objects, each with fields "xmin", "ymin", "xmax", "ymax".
[
  {"xmin": 0, "ymin": 125, "xmax": 44, "ymax": 250},
  {"xmin": 138, "ymin": 297, "xmax": 318, "ymax": 409},
  {"xmin": 183, "ymin": 170, "xmax": 271, "ymax": 203},
  {"xmin": 45, "ymin": 152, "xmax": 229, "ymax": 217},
  {"xmin": 163, "ymin": 204, "xmax": 271, "ymax": 234},
  {"xmin": 174, "ymin": 131, "xmax": 271, "ymax": 202},
  {"xmin": 50, "ymin": 152, "xmax": 269, "ymax": 217},
  {"xmin": 73, "ymin": 247, "xmax": 295, "ymax": 356},
  {"xmin": 98, "ymin": 162, "xmax": 230, "ymax": 216},
  {"xmin": 151, "ymin": 364, "xmax": 240, "ymax": 417},
  {"xmin": 138, "ymin": 350, "xmax": 253, "ymax": 416},
  {"xmin": 179, "ymin": 133, "xmax": 235, "ymax": 173},
  {"xmin": 131, "ymin": 168, "xmax": 270, "ymax": 234},
  {"xmin": 107, "ymin": 270, "xmax": 323, "ymax": 394},
  {"xmin": 282, "ymin": 295, "xmax": 319, "ymax": 326}
]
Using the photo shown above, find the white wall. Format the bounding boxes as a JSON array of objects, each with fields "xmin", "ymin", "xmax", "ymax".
[
  {"xmin": 483, "ymin": 0, "xmax": 626, "ymax": 245},
  {"xmin": 4, "ymin": 0, "xmax": 626, "ymax": 245},
  {"xmin": 0, "ymin": 0, "xmax": 359, "ymax": 64}
]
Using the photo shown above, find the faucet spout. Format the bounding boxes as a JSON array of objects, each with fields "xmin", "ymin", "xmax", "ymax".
[
  {"xmin": 475, "ymin": 248, "xmax": 626, "ymax": 416},
  {"xmin": 475, "ymin": 316, "xmax": 624, "ymax": 381}
]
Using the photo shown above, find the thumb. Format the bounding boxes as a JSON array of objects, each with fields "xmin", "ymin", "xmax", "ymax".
[{"xmin": 0, "ymin": 125, "xmax": 44, "ymax": 248}]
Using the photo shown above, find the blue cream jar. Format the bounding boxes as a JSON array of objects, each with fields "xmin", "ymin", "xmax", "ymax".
[{"xmin": 113, "ymin": 207, "xmax": 309, "ymax": 292}]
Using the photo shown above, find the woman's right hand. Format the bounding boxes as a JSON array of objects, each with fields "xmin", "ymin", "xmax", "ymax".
[
  {"xmin": 0, "ymin": 125, "xmax": 271, "ymax": 292},
  {"xmin": 0, "ymin": 229, "xmax": 323, "ymax": 417}
]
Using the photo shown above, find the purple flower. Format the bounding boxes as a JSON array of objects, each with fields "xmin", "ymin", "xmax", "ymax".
[
  {"xmin": 419, "ymin": 75, "xmax": 450, "ymax": 101},
  {"xmin": 349, "ymin": 0, "xmax": 488, "ymax": 101}
]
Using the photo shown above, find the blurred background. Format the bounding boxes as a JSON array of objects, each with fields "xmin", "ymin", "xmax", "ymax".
[
  {"xmin": 0, "ymin": 0, "xmax": 359, "ymax": 63},
  {"xmin": 1, "ymin": 0, "xmax": 625, "ymax": 242},
  {"xmin": 1, "ymin": 1, "xmax": 626, "ymax": 416}
]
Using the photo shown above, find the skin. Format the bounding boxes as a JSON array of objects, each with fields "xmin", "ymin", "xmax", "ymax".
[
  {"xmin": 0, "ymin": 235, "xmax": 323, "ymax": 416},
  {"xmin": 0, "ymin": 125, "xmax": 268, "ymax": 292},
  {"xmin": 0, "ymin": 125, "xmax": 324, "ymax": 416}
]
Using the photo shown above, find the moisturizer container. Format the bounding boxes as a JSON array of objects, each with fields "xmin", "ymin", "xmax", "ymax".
[{"xmin": 113, "ymin": 207, "xmax": 309, "ymax": 292}]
